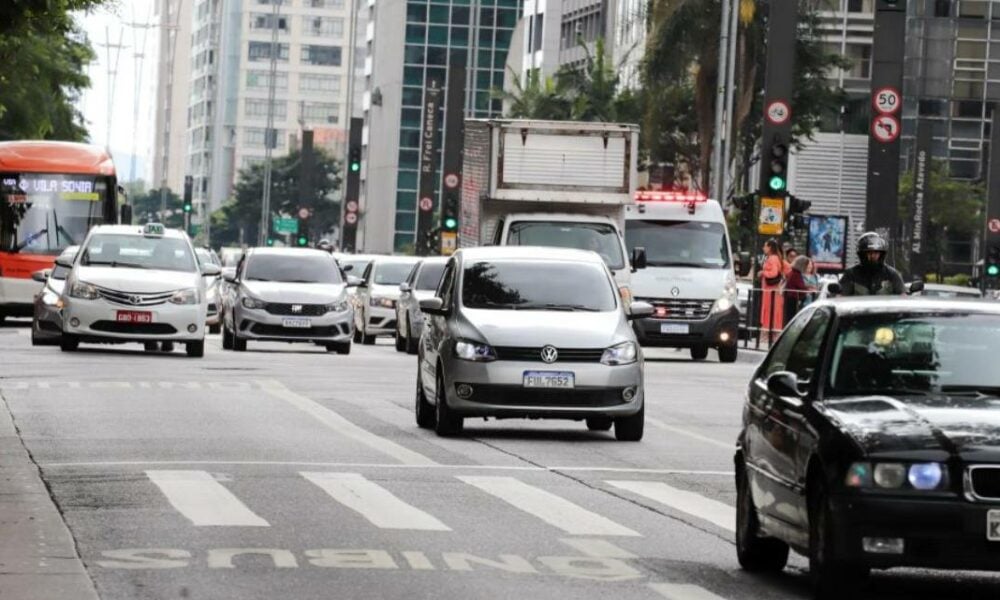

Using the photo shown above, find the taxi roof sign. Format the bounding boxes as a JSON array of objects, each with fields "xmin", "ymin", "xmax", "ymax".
[{"xmin": 143, "ymin": 223, "xmax": 165, "ymax": 237}]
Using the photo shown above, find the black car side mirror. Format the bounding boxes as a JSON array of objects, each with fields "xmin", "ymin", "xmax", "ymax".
[
  {"xmin": 419, "ymin": 297, "xmax": 448, "ymax": 316},
  {"xmin": 342, "ymin": 264, "xmax": 354, "ymax": 272},
  {"xmin": 826, "ymin": 282, "xmax": 842, "ymax": 297},
  {"xmin": 631, "ymin": 247, "xmax": 648, "ymax": 271},
  {"xmin": 767, "ymin": 371, "xmax": 804, "ymax": 398},
  {"xmin": 908, "ymin": 280, "xmax": 925, "ymax": 295}
]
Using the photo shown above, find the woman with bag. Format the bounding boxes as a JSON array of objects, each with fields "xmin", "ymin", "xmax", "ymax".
[
  {"xmin": 784, "ymin": 256, "xmax": 816, "ymax": 317},
  {"xmin": 759, "ymin": 239, "xmax": 785, "ymax": 340}
]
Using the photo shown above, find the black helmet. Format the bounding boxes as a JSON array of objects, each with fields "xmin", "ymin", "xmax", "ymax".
[{"xmin": 857, "ymin": 232, "xmax": 888, "ymax": 267}]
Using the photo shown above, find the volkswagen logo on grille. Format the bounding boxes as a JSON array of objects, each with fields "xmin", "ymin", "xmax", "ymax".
[
  {"xmin": 540, "ymin": 345, "xmax": 559, "ymax": 364},
  {"xmin": 129, "ymin": 295, "xmax": 142, "ymax": 305},
  {"xmin": 291, "ymin": 305, "xmax": 303, "ymax": 313},
  {"xmin": 670, "ymin": 287, "xmax": 681, "ymax": 297}
]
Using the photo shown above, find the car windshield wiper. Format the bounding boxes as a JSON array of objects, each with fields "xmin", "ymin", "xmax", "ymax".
[
  {"xmin": 85, "ymin": 260, "xmax": 148, "ymax": 269},
  {"xmin": 514, "ymin": 303, "xmax": 601, "ymax": 312},
  {"xmin": 279, "ymin": 279, "xmax": 320, "ymax": 284},
  {"xmin": 646, "ymin": 261, "xmax": 714, "ymax": 268},
  {"xmin": 938, "ymin": 386, "xmax": 1000, "ymax": 398},
  {"xmin": 245, "ymin": 277, "xmax": 271, "ymax": 281}
]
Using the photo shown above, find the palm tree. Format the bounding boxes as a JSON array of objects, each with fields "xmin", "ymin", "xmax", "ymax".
[
  {"xmin": 494, "ymin": 68, "xmax": 571, "ymax": 120},
  {"xmin": 555, "ymin": 37, "xmax": 632, "ymax": 122}
]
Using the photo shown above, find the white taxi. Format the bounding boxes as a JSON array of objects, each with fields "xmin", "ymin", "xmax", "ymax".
[{"xmin": 57, "ymin": 223, "xmax": 219, "ymax": 357}]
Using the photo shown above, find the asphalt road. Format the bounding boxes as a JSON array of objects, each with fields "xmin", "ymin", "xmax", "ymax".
[{"xmin": 1, "ymin": 319, "xmax": 999, "ymax": 600}]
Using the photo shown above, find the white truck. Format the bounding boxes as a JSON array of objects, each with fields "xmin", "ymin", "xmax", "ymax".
[
  {"xmin": 623, "ymin": 191, "xmax": 741, "ymax": 363},
  {"xmin": 459, "ymin": 119, "xmax": 641, "ymax": 291}
]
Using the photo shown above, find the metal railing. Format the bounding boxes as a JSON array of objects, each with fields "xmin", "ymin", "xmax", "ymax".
[{"xmin": 739, "ymin": 286, "xmax": 818, "ymax": 350}]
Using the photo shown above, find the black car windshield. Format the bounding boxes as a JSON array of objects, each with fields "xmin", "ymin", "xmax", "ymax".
[
  {"xmin": 245, "ymin": 254, "xmax": 343, "ymax": 284},
  {"xmin": 828, "ymin": 313, "xmax": 1000, "ymax": 396},
  {"xmin": 415, "ymin": 263, "xmax": 446, "ymax": 291},
  {"xmin": 506, "ymin": 222, "xmax": 625, "ymax": 270},
  {"xmin": 462, "ymin": 260, "xmax": 617, "ymax": 311},
  {"xmin": 625, "ymin": 220, "xmax": 731, "ymax": 268},
  {"xmin": 80, "ymin": 234, "xmax": 197, "ymax": 272},
  {"xmin": 374, "ymin": 262, "xmax": 415, "ymax": 286}
]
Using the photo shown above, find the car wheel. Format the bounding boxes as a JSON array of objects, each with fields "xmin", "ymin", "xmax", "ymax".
[
  {"xmin": 144, "ymin": 342, "xmax": 159, "ymax": 352},
  {"xmin": 327, "ymin": 341, "xmax": 351, "ymax": 355},
  {"xmin": 718, "ymin": 343, "xmax": 738, "ymax": 363},
  {"xmin": 361, "ymin": 329, "xmax": 376, "ymax": 345},
  {"xmin": 614, "ymin": 404, "xmax": 644, "ymax": 441},
  {"xmin": 233, "ymin": 330, "xmax": 247, "ymax": 352},
  {"xmin": 59, "ymin": 335, "xmax": 79, "ymax": 352},
  {"xmin": 395, "ymin": 327, "xmax": 406, "ymax": 352},
  {"xmin": 222, "ymin": 324, "xmax": 234, "ymax": 350},
  {"xmin": 690, "ymin": 346, "xmax": 709, "ymax": 361},
  {"xmin": 209, "ymin": 323, "xmax": 221, "ymax": 335},
  {"xmin": 186, "ymin": 340, "xmax": 205, "ymax": 358},
  {"xmin": 586, "ymin": 417, "xmax": 613, "ymax": 431},
  {"xmin": 736, "ymin": 459, "xmax": 789, "ymax": 572},
  {"xmin": 415, "ymin": 370, "xmax": 436, "ymax": 429},
  {"xmin": 405, "ymin": 317, "xmax": 419, "ymax": 355},
  {"xmin": 434, "ymin": 369, "xmax": 463, "ymax": 437},
  {"xmin": 809, "ymin": 475, "xmax": 868, "ymax": 599},
  {"xmin": 161, "ymin": 342, "xmax": 175, "ymax": 353}
]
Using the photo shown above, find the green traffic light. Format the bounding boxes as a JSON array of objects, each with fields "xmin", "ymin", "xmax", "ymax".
[
  {"xmin": 350, "ymin": 162, "xmax": 360, "ymax": 173},
  {"xmin": 183, "ymin": 204, "xmax": 192, "ymax": 213},
  {"xmin": 266, "ymin": 238, "xmax": 275, "ymax": 246},
  {"xmin": 989, "ymin": 264, "xmax": 1000, "ymax": 277},
  {"xmin": 768, "ymin": 176, "xmax": 787, "ymax": 192},
  {"xmin": 444, "ymin": 217, "xmax": 458, "ymax": 230},
  {"xmin": 297, "ymin": 236, "xmax": 308, "ymax": 246}
]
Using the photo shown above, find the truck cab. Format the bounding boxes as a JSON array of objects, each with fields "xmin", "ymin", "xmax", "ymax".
[{"xmin": 624, "ymin": 191, "xmax": 739, "ymax": 362}]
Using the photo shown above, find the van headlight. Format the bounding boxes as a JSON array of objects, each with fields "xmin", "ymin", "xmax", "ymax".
[
  {"xmin": 601, "ymin": 341, "xmax": 638, "ymax": 365},
  {"xmin": 711, "ymin": 280, "xmax": 738, "ymax": 314},
  {"xmin": 454, "ymin": 339, "xmax": 496, "ymax": 362},
  {"xmin": 169, "ymin": 288, "xmax": 200, "ymax": 305},
  {"xmin": 69, "ymin": 281, "xmax": 99, "ymax": 300}
]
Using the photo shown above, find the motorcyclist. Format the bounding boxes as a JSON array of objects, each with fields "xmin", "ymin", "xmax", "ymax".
[{"xmin": 838, "ymin": 232, "xmax": 905, "ymax": 296}]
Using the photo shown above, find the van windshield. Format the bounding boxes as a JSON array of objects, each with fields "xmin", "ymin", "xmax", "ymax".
[
  {"xmin": 625, "ymin": 220, "xmax": 731, "ymax": 269},
  {"xmin": 505, "ymin": 221, "xmax": 625, "ymax": 270}
]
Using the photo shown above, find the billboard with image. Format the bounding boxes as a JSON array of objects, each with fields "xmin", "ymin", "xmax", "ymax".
[{"xmin": 807, "ymin": 215, "xmax": 848, "ymax": 271}]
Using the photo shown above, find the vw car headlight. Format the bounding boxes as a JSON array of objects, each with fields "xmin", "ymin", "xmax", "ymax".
[
  {"xmin": 601, "ymin": 341, "xmax": 638, "ymax": 365},
  {"xmin": 845, "ymin": 461, "xmax": 947, "ymax": 491},
  {"xmin": 69, "ymin": 281, "xmax": 99, "ymax": 300},
  {"xmin": 454, "ymin": 339, "xmax": 496, "ymax": 362},
  {"xmin": 169, "ymin": 288, "xmax": 200, "ymax": 305},
  {"xmin": 326, "ymin": 300, "xmax": 350, "ymax": 313},
  {"xmin": 370, "ymin": 296, "xmax": 395, "ymax": 309},
  {"xmin": 241, "ymin": 296, "xmax": 266, "ymax": 310}
]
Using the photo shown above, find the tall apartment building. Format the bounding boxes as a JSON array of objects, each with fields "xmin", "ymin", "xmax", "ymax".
[
  {"xmin": 186, "ymin": 0, "xmax": 365, "ymax": 228},
  {"xmin": 511, "ymin": 0, "xmax": 615, "ymax": 82},
  {"xmin": 361, "ymin": 0, "xmax": 519, "ymax": 253},
  {"xmin": 153, "ymin": 0, "xmax": 194, "ymax": 195}
]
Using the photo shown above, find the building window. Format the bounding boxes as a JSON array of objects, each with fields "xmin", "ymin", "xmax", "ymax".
[
  {"xmin": 530, "ymin": 13, "xmax": 544, "ymax": 53},
  {"xmin": 407, "ymin": 4, "xmax": 427, "ymax": 23},
  {"xmin": 397, "ymin": 170, "xmax": 418, "ymax": 189},
  {"xmin": 308, "ymin": 0, "xmax": 345, "ymax": 7},
  {"xmin": 301, "ymin": 102, "xmax": 339, "ymax": 121},
  {"xmin": 250, "ymin": 13, "xmax": 288, "ymax": 31},
  {"xmin": 406, "ymin": 24, "xmax": 426, "ymax": 43},
  {"xmin": 303, "ymin": 16, "xmax": 344, "ymax": 37},
  {"xmin": 935, "ymin": 0, "xmax": 952, "ymax": 17},
  {"xmin": 244, "ymin": 128, "xmax": 286, "ymax": 148},
  {"xmin": 405, "ymin": 45, "xmax": 425, "ymax": 64},
  {"xmin": 245, "ymin": 99, "xmax": 288, "ymax": 119},
  {"xmin": 452, "ymin": 6, "xmax": 470, "ymax": 24},
  {"xmin": 300, "ymin": 73, "xmax": 341, "ymax": 92},
  {"xmin": 959, "ymin": 0, "xmax": 987, "ymax": 18},
  {"xmin": 246, "ymin": 70, "xmax": 288, "ymax": 90},
  {"xmin": 396, "ymin": 191, "xmax": 416, "ymax": 210},
  {"xmin": 429, "ymin": 4, "xmax": 450, "ymax": 23},
  {"xmin": 248, "ymin": 42, "xmax": 289, "ymax": 62},
  {"xmin": 301, "ymin": 44, "xmax": 342, "ymax": 66}
]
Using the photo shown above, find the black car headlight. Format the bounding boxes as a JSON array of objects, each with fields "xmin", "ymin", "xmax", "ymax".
[{"xmin": 845, "ymin": 461, "xmax": 947, "ymax": 491}]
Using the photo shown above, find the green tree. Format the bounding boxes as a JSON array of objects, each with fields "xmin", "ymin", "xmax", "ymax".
[
  {"xmin": 495, "ymin": 69, "xmax": 572, "ymax": 120},
  {"xmin": 131, "ymin": 187, "xmax": 185, "ymax": 229},
  {"xmin": 210, "ymin": 149, "xmax": 343, "ymax": 247}
]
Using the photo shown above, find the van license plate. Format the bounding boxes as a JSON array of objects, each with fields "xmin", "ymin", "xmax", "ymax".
[
  {"xmin": 987, "ymin": 510, "xmax": 1000, "ymax": 541},
  {"xmin": 660, "ymin": 323, "xmax": 689, "ymax": 334},
  {"xmin": 523, "ymin": 371, "xmax": 575, "ymax": 389},
  {"xmin": 282, "ymin": 318, "xmax": 311, "ymax": 329}
]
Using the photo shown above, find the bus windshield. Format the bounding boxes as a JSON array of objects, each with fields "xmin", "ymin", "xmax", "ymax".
[{"xmin": 0, "ymin": 173, "xmax": 108, "ymax": 255}]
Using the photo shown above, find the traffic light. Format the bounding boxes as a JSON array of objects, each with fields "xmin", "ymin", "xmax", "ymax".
[
  {"xmin": 442, "ymin": 194, "xmax": 459, "ymax": 233},
  {"xmin": 266, "ymin": 237, "xmax": 275, "ymax": 246},
  {"xmin": 348, "ymin": 145, "xmax": 361, "ymax": 174},
  {"xmin": 987, "ymin": 246, "xmax": 1000, "ymax": 278},
  {"xmin": 297, "ymin": 235, "xmax": 308, "ymax": 247},
  {"xmin": 767, "ymin": 143, "xmax": 789, "ymax": 196},
  {"xmin": 788, "ymin": 194, "xmax": 812, "ymax": 214},
  {"xmin": 183, "ymin": 175, "xmax": 194, "ymax": 214}
]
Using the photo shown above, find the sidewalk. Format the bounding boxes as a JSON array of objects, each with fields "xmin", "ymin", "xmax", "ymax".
[{"xmin": 0, "ymin": 391, "xmax": 99, "ymax": 600}]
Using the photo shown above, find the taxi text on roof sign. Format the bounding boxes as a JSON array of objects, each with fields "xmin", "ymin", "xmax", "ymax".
[{"xmin": 144, "ymin": 223, "xmax": 166, "ymax": 237}]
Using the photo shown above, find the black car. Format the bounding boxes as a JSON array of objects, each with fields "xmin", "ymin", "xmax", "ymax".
[{"xmin": 735, "ymin": 297, "xmax": 1000, "ymax": 598}]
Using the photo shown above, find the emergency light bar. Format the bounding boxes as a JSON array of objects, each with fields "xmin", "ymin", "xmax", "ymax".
[{"xmin": 634, "ymin": 190, "xmax": 708, "ymax": 203}]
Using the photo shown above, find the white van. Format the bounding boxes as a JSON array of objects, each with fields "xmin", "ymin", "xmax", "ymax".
[{"xmin": 624, "ymin": 192, "xmax": 740, "ymax": 362}]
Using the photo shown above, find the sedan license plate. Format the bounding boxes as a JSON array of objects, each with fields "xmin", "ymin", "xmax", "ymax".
[
  {"xmin": 660, "ymin": 322, "xmax": 689, "ymax": 335},
  {"xmin": 282, "ymin": 318, "xmax": 312, "ymax": 329},
  {"xmin": 523, "ymin": 371, "xmax": 575, "ymax": 389},
  {"xmin": 116, "ymin": 310, "xmax": 152, "ymax": 324},
  {"xmin": 988, "ymin": 510, "xmax": 1000, "ymax": 541}
]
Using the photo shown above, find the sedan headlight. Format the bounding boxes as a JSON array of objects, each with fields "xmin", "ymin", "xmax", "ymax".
[
  {"xmin": 326, "ymin": 300, "xmax": 350, "ymax": 313},
  {"xmin": 601, "ymin": 341, "xmax": 638, "ymax": 365},
  {"xmin": 845, "ymin": 461, "xmax": 947, "ymax": 491},
  {"xmin": 169, "ymin": 288, "xmax": 200, "ymax": 305},
  {"xmin": 454, "ymin": 339, "xmax": 496, "ymax": 362},
  {"xmin": 241, "ymin": 296, "xmax": 266, "ymax": 310},
  {"xmin": 370, "ymin": 296, "xmax": 395, "ymax": 309},
  {"xmin": 69, "ymin": 281, "xmax": 99, "ymax": 300}
]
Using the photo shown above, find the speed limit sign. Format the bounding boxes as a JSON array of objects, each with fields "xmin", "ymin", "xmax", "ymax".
[{"xmin": 873, "ymin": 87, "xmax": 901, "ymax": 115}]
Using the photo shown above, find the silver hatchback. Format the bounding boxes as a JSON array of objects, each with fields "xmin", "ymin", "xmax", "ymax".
[{"xmin": 415, "ymin": 246, "xmax": 653, "ymax": 440}]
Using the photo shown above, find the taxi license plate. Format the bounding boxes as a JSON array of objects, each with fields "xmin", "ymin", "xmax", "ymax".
[
  {"xmin": 523, "ymin": 371, "xmax": 575, "ymax": 389},
  {"xmin": 282, "ymin": 318, "xmax": 312, "ymax": 329},
  {"xmin": 987, "ymin": 510, "xmax": 1000, "ymax": 541},
  {"xmin": 116, "ymin": 310, "xmax": 152, "ymax": 324},
  {"xmin": 660, "ymin": 323, "xmax": 689, "ymax": 335}
]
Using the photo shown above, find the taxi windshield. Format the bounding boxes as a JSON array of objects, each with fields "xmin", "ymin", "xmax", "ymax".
[
  {"xmin": 374, "ymin": 262, "xmax": 415, "ymax": 286},
  {"xmin": 80, "ymin": 234, "xmax": 197, "ymax": 273},
  {"xmin": 828, "ymin": 313, "xmax": 1000, "ymax": 397}
]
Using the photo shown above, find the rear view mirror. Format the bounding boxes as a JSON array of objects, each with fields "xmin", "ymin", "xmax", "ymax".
[
  {"xmin": 766, "ymin": 371, "xmax": 803, "ymax": 398},
  {"xmin": 631, "ymin": 246, "xmax": 648, "ymax": 271},
  {"xmin": 738, "ymin": 251, "xmax": 752, "ymax": 277},
  {"xmin": 908, "ymin": 280, "xmax": 925, "ymax": 295},
  {"xmin": 31, "ymin": 269, "xmax": 51, "ymax": 283},
  {"xmin": 419, "ymin": 297, "xmax": 448, "ymax": 316},
  {"xmin": 627, "ymin": 301, "xmax": 654, "ymax": 320}
]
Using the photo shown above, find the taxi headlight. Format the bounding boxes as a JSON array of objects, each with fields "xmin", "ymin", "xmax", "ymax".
[
  {"xmin": 69, "ymin": 281, "xmax": 99, "ymax": 300},
  {"xmin": 454, "ymin": 339, "xmax": 496, "ymax": 362},
  {"xmin": 326, "ymin": 300, "xmax": 350, "ymax": 313},
  {"xmin": 601, "ymin": 341, "xmax": 638, "ymax": 365},
  {"xmin": 370, "ymin": 296, "xmax": 395, "ymax": 309},
  {"xmin": 242, "ymin": 296, "xmax": 266, "ymax": 310},
  {"xmin": 169, "ymin": 288, "xmax": 200, "ymax": 305},
  {"xmin": 42, "ymin": 291, "xmax": 60, "ymax": 306}
]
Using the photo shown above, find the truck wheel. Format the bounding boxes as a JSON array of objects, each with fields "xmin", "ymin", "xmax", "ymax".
[
  {"xmin": 718, "ymin": 344, "xmax": 738, "ymax": 363},
  {"xmin": 690, "ymin": 346, "xmax": 709, "ymax": 361}
]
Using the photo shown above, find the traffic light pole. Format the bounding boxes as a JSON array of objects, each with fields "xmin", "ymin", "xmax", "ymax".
[
  {"xmin": 439, "ymin": 59, "xmax": 466, "ymax": 255},
  {"xmin": 341, "ymin": 118, "xmax": 363, "ymax": 252},
  {"xmin": 983, "ymin": 112, "xmax": 1000, "ymax": 289}
]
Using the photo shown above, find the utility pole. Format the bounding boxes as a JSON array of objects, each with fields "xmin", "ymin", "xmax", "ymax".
[
  {"xmin": 710, "ymin": 0, "xmax": 732, "ymax": 202},
  {"xmin": 259, "ymin": 0, "xmax": 282, "ymax": 246},
  {"xmin": 720, "ymin": 0, "xmax": 739, "ymax": 206},
  {"xmin": 983, "ymin": 115, "xmax": 1000, "ymax": 291},
  {"xmin": 96, "ymin": 27, "xmax": 127, "ymax": 150},
  {"xmin": 125, "ymin": 19, "xmax": 156, "ymax": 185}
]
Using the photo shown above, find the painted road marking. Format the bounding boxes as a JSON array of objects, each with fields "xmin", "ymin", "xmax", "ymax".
[
  {"xmin": 301, "ymin": 472, "xmax": 450, "ymax": 531},
  {"xmin": 257, "ymin": 379, "xmax": 436, "ymax": 466},
  {"xmin": 606, "ymin": 481, "xmax": 734, "ymax": 532},
  {"xmin": 146, "ymin": 470, "xmax": 269, "ymax": 527},
  {"xmin": 459, "ymin": 476, "xmax": 640, "ymax": 537},
  {"xmin": 646, "ymin": 417, "xmax": 733, "ymax": 451},
  {"xmin": 559, "ymin": 538, "xmax": 636, "ymax": 559},
  {"xmin": 650, "ymin": 583, "xmax": 728, "ymax": 600}
]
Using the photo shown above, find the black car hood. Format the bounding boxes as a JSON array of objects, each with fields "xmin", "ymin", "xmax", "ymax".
[{"xmin": 817, "ymin": 395, "xmax": 1000, "ymax": 460}]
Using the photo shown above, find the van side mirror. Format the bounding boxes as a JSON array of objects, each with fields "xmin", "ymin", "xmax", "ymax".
[
  {"xmin": 631, "ymin": 247, "xmax": 648, "ymax": 271},
  {"xmin": 201, "ymin": 263, "xmax": 221, "ymax": 277},
  {"xmin": 120, "ymin": 204, "xmax": 133, "ymax": 225},
  {"xmin": 346, "ymin": 275, "xmax": 362, "ymax": 287}
]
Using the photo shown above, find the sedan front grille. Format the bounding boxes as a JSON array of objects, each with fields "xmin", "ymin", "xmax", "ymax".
[
  {"xmin": 97, "ymin": 287, "xmax": 175, "ymax": 307},
  {"xmin": 264, "ymin": 303, "xmax": 329, "ymax": 316},
  {"xmin": 493, "ymin": 347, "xmax": 605, "ymax": 363},
  {"xmin": 637, "ymin": 297, "xmax": 713, "ymax": 321},
  {"xmin": 967, "ymin": 466, "xmax": 1000, "ymax": 500}
]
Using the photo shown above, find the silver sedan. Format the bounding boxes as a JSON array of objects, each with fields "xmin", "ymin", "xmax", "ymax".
[
  {"xmin": 415, "ymin": 246, "xmax": 653, "ymax": 440},
  {"xmin": 395, "ymin": 257, "xmax": 447, "ymax": 354}
]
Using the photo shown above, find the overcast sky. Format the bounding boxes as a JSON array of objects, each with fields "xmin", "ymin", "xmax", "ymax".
[{"xmin": 76, "ymin": 0, "xmax": 159, "ymax": 183}]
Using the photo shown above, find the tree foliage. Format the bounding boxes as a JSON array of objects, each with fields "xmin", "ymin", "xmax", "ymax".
[
  {"xmin": 496, "ymin": 69, "xmax": 572, "ymax": 120},
  {"xmin": 0, "ymin": 1, "xmax": 102, "ymax": 140},
  {"xmin": 132, "ymin": 187, "xmax": 185, "ymax": 229},
  {"xmin": 210, "ymin": 149, "xmax": 342, "ymax": 247}
]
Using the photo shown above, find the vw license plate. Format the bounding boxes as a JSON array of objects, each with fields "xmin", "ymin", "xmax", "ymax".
[
  {"xmin": 282, "ymin": 318, "xmax": 312, "ymax": 329},
  {"xmin": 116, "ymin": 310, "xmax": 152, "ymax": 324},
  {"xmin": 987, "ymin": 510, "xmax": 1000, "ymax": 541},
  {"xmin": 523, "ymin": 371, "xmax": 575, "ymax": 389},
  {"xmin": 660, "ymin": 322, "xmax": 689, "ymax": 335}
]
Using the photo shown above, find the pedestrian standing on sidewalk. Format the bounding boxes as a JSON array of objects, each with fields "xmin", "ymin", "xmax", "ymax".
[
  {"xmin": 759, "ymin": 239, "xmax": 785, "ymax": 340},
  {"xmin": 784, "ymin": 256, "xmax": 816, "ymax": 317}
]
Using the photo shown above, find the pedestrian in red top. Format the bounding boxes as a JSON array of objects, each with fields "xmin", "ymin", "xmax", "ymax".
[{"xmin": 759, "ymin": 239, "xmax": 785, "ymax": 340}]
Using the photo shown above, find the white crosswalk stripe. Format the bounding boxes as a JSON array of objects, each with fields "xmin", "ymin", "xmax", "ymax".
[
  {"xmin": 458, "ymin": 475, "xmax": 640, "ymax": 537},
  {"xmin": 650, "ymin": 583, "xmax": 729, "ymax": 600},
  {"xmin": 301, "ymin": 472, "xmax": 450, "ymax": 531},
  {"xmin": 606, "ymin": 480, "xmax": 734, "ymax": 532},
  {"xmin": 146, "ymin": 470, "xmax": 269, "ymax": 527}
]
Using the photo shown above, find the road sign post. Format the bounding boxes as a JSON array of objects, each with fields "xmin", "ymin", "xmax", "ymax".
[
  {"xmin": 440, "ymin": 59, "xmax": 466, "ymax": 256},
  {"xmin": 909, "ymin": 120, "xmax": 931, "ymax": 279},
  {"xmin": 758, "ymin": 197, "xmax": 785, "ymax": 236},
  {"xmin": 341, "ymin": 118, "xmax": 363, "ymax": 252},
  {"xmin": 757, "ymin": 0, "xmax": 797, "ymax": 201},
  {"xmin": 415, "ymin": 77, "xmax": 443, "ymax": 256},
  {"xmin": 273, "ymin": 217, "xmax": 299, "ymax": 235},
  {"xmin": 984, "ymin": 114, "xmax": 1000, "ymax": 290}
]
